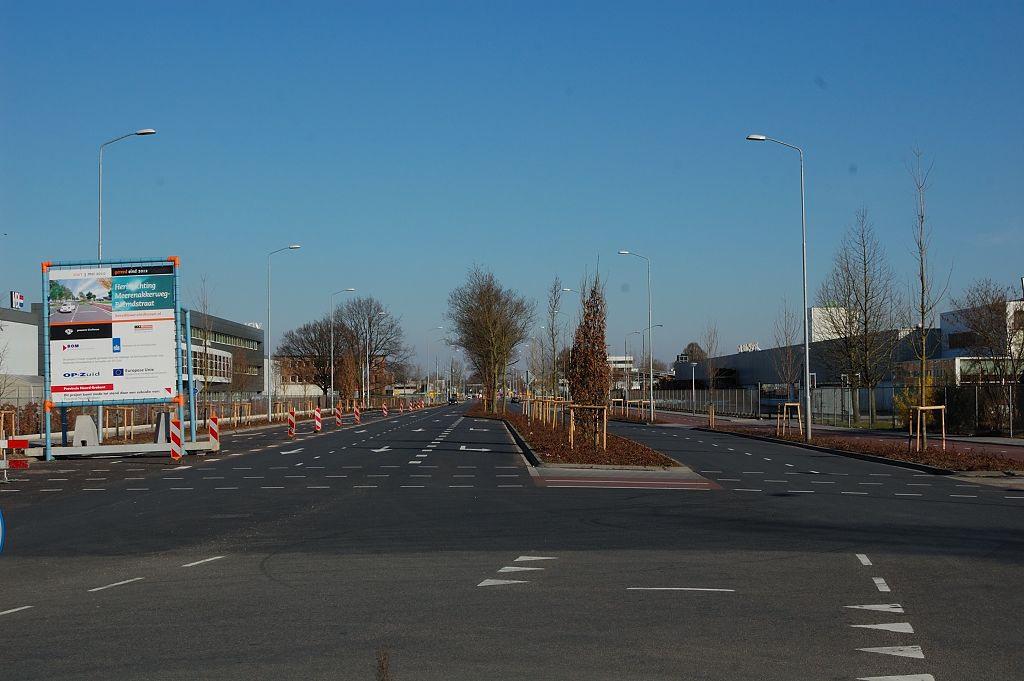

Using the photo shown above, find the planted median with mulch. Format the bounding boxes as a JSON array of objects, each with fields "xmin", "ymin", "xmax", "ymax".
[
  {"xmin": 467, "ymin": 404, "xmax": 677, "ymax": 467},
  {"xmin": 715, "ymin": 424, "xmax": 1019, "ymax": 472}
]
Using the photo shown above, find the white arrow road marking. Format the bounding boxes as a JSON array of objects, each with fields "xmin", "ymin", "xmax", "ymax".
[
  {"xmin": 477, "ymin": 579, "xmax": 528, "ymax": 587},
  {"xmin": 498, "ymin": 566, "xmax": 544, "ymax": 573},
  {"xmin": 851, "ymin": 622, "xmax": 915, "ymax": 633},
  {"xmin": 412, "ymin": 428, "xmax": 425, "ymax": 432},
  {"xmin": 845, "ymin": 604, "xmax": 905, "ymax": 613},
  {"xmin": 459, "ymin": 445, "xmax": 491, "ymax": 452},
  {"xmin": 280, "ymin": 448, "xmax": 304, "ymax": 455},
  {"xmin": 514, "ymin": 555, "xmax": 557, "ymax": 562},
  {"xmin": 371, "ymin": 446, "xmax": 391, "ymax": 453},
  {"xmin": 857, "ymin": 675, "xmax": 935, "ymax": 681},
  {"xmin": 857, "ymin": 646, "xmax": 924, "ymax": 659}
]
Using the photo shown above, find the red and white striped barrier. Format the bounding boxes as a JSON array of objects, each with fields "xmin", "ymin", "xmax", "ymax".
[
  {"xmin": 382, "ymin": 403, "xmax": 389, "ymax": 417},
  {"xmin": 208, "ymin": 414, "xmax": 220, "ymax": 452},
  {"xmin": 0, "ymin": 439, "xmax": 29, "ymax": 452},
  {"xmin": 288, "ymin": 408, "xmax": 296, "ymax": 438},
  {"xmin": 334, "ymin": 405, "xmax": 342, "ymax": 427},
  {"xmin": 353, "ymin": 405, "xmax": 361, "ymax": 424},
  {"xmin": 170, "ymin": 419, "xmax": 182, "ymax": 461},
  {"xmin": 314, "ymin": 407, "xmax": 322, "ymax": 433},
  {"xmin": 399, "ymin": 402, "xmax": 404, "ymax": 414}
]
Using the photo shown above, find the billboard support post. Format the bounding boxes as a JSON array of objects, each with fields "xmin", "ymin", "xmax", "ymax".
[
  {"xmin": 171, "ymin": 257, "xmax": 185, "ymax": 440},
  {"xmin": 42, "ymin": 262, "xmax": 53, "ymax": 461},
  {"xmin": 185, "ymin": 309, "xmax": 197, "ymax": 443}
]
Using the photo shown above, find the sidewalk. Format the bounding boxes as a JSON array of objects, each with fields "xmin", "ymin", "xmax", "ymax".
[{"xmin": 636, "ymin": 408, "xmax": 1024, "ymax": 465}]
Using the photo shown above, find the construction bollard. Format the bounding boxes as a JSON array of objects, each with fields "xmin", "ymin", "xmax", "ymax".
[
  {"xmin": 170, "ymin": 419, "xmax": 183, "ymax": 461},
  {"xmin": 334, "ymin": 405, "xmax": 342, "ymax": 427},
  {"xmin": 314, "ymin": 407, "xmax": 322, "ymax": 433},
  {"xmin": 353, "ymin": 405, "xmax": 361, "ymax": 424},
  {"xmin": 288, "ymin": 408, "xmax": 296, "ymax": 438},
  {"xmin": 382, "ymin": 403, "xmax": 389, "ymax": 417},
  {"xmin": 209, "ymin": 414, "xmax": 220, "ymax": 452}
]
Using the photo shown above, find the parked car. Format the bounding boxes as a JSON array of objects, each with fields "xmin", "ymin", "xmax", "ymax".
[
  {"xmin": 448, "ymin": 396, "xmax": 458, "ymax": 405},
  {"xmin": 510, "ymin": 395, "xmax": 521, "ymax": 403}
]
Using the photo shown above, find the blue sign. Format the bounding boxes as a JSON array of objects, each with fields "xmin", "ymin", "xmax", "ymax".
[
  {"xmin": 0, "ymin": 509, "xmax": 5, "ymax": 554},
  {"xmin": 112, "ymin": 338, "xmax": 122, "ymax": 353},
  {"xmin": 113, "ymin": 368, "xmax": 125, "ymax": 377}
]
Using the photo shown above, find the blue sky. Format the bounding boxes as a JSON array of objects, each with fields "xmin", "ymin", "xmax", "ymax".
[{"xmin": 2, "ymin": 1, "xmax": 1022, "ymax": 369}]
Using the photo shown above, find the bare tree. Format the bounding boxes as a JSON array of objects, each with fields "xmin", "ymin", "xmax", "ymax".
[
  {"xmin": 771, "ymin": 297, "xmax": 801, "ymax": 399},
  {"xmin": 446, "ymin": 266, "xmax": 535, "ymax": 412},
  {"xmin": 907, "ymin": 148, "xmax": 949, "ymax": 408},
  {"xmin": 568, "ymin": 273, "xmax": 610, "ymax": 444},
  {"xmin": 338, "ymin": 297, "xmax": 409, "ymax": 400},
  {"xmin": 0, "ymin": 319, "xmax": 13, "ymax": 405},
  {"xmin": 816, "ymin": 208, "xmax": 900, "ymax": 424},
  {"xmin": 546, "ymin": 276, "xmax": 563, "ymax": 397},
  {"xmin": 949, "ymin": 279, "xmax": 1024, "ymax": 430},
  {"xmin": 277, "ymin": 316, "xmax": 336, "ymax": 397},
  {"xmin": 701, "ymin": 322, "xmax": 719, "ymax": 399}
]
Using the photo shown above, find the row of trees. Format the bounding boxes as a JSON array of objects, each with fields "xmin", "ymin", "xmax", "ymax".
[{"xmin": 276, "ymin": 296, "xmax": 411, "ymax": 399}]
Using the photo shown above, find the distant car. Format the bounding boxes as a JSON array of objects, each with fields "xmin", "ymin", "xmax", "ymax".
[
  {"xmin": 58, "ymin": 302, "xmax": 75, "ymax": 313},
  {"xmin": 510, "ymin": 396, "xmax": 521, "ymax": 403},
  {"xmin": 448, "ymin": 396, "xmax": 458, "ymax": 405}
]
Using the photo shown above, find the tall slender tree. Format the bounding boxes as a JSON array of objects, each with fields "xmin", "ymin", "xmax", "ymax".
[{"xmin": 568, "ymin": 273, "xmax": 610, "ymax": 445}]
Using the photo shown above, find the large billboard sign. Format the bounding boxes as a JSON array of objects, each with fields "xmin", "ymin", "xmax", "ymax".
[{"xmin": 46, "ymin": 261, "xmax": 180, "ymax": 405}]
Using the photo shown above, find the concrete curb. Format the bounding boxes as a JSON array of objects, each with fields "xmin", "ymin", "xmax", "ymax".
[{"xmin": 692, "ymin": 426, "xmax": 957, "ymax": 475}]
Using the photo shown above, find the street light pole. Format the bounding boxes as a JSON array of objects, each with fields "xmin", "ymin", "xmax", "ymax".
[
  {"xmin": 746, "ymin": 133, "xmax": 812, "ymax": 441},
  {"xmin": 619, "ymin": 251, "xmax": 655, "ymax": 421},
  {"xmin": 329, "ymin": 288, "xmax": 356, "ymax": 414},
  {"xmin": 424, "ymin": 326, "xmax": 443, "ymax": 403},
  {"xmin": 690, "ymin": 361, "xmax": 698, "ymax": 415},
  {"xmin": 98, "ymin": 129, "xmax": 156, "ymax": 261},
  {"xmin": 267, "ymin": 245, "xmax": 301, "ymax": 423}
]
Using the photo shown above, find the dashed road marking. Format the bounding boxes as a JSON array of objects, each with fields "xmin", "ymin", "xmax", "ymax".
[
  {"xmin": 872, "ymin": 577, "xmax": 891, "ymax": 592},
  {"xmin": 88, "ymin": 577, "xmax": 144, "ymax": 593},
  {"xmin": 182, "ymin": 556, "xmax": 225, "ymax": 568},
  {"xmin": 0, "ymin": 606, "xmax": 34, "ymax": 616},
  {"xmin": 856, "ymin": 554, "xmax": 872, "ymax": 566}
]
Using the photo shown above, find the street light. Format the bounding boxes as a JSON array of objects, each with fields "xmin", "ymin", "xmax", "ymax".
[
  {"xmin": 425, "ymin": 326, "xmax": 443, "ymax": 404},
  {"xmin": 619, "ymin": 250, "xmax": 655, "ymax": 421},
  {"xmin": 98, "ymin": 129, "xmax": 156, "ymax": 260},
  {"xmin": 626, "ymin": 330, "xmax": 641, "ymax": 414},
  {"xmin": 266, "ymin": 244, "xmax": 301, "ymax": 422},
  {"xmin": 329, "ymin": 288, "xmax": 356, "ymax": 414},
  {"xmin": 746, "ymin": 133, "xmax": 812, "ymax": 441},
  {"xmin": 689, "ymin": 362, "xmax": 698, "ymax": 415}
]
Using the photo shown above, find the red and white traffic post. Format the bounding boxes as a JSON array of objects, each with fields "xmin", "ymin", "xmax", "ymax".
[
  {"xmin": 208, "ymin": 413, "xmax": 220, "ymax": 452},
  {"xmin": 353, "ymin": 405, "xmax": 361, "ymax": 424},
  {"xmin": 288, "ymin": 408, "xmax": 296, "ymax": 438},
  {"xmin": 0, "ymin": 439, "xmax": 30, "ymax": 483},
  {"xmin": 382, "ymin": 403, "xmax": 389, "ymax": 417},
  {"xmin": 334, "ymin": 404, "xmax": 342, "ymax": 427},
  {"xmin": 314, "ymin": 407, "xmax": 322, "ymax": 433},
  {"xmin": 170, "ymin": 419, "xmax": 183, "ymax": 461}
]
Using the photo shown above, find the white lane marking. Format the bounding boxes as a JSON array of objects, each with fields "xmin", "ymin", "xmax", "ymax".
[
  {"xmin": 842, "ymin": 491, "xmax": 868, "ymax": 495},
  {"xmin": 856, "ymin": 646, "xmax": 924, "ymax": 659},
  {"xmin": 169, "ymin": 487, "xmax": 192, "ymax": 491},
  {"xmin": 787, "ymin": 490, "xmax": 814, "ymax": 493},
  {"xmin": 0, "ymin": 606, "xmax": 34, "ymax": 616},
  {"xmin": 243, "ymin": 476, "xmax": 264, "ymax": 479},
  {"xmin": 949, "ymin": 494, "xmax": 977, "ymax": 498},
  {"xmin": 88, "ymin": 577, "xmax": 144, "ymax": 592},
  {"xmin": 307, "ymin": 486, "xmax": 330, "ymax": 489},
  {"xmin": 477, "ymin": 579, "xmax": 527, "ymax": 587},
  {"xmin": 700, "ymin": 470, "xmax": 722, "ymax": 473},
  {"xmin": 895, "ymin": 493, "xmax": 922, "ymax": 497},
  {"xmin": 869, "ymin": 473, "xmax": 891, "ymax": 477},
  {"xmin": 856, "ymin": 675, "xmax": 935, "ymax": 681},
  {"xmin": 733, "ymin": 488, "xmax": 763, "ymax": 492},
  {"xmin": 626, "ymin": 587, "xmax": 735, "ymax": 592},
  {"xmin": 181, "ymin": 556, "xmax": 225, "ymax": 568},
  {"xmin": 498, "ymin": 566, "xmax": 544, "ymax": 573},
  {"xmin": 859, "ymin": 482, "xmax": 884, "ymax": 486},
  {"xmin": 171, "ymin": 465, "xmax": 192, "ymax": 471},
  {"xmin": 742, "ymin": 471, "xmax": 764, "ymax": 474},
  {"xmin": 906, "ymin": 483, "xmax": 931, "ymax": 486},
  {"xmin": 215, "ymin": 487, "xmax": 239, "ymax": 490},
  {"xmin": 260, "ymin": 486, "xmax": 284, "ymax": 490},
  {"xmin": 846, "ymin": 603, "xmax": 904, "ymax": 613},
  {"xmin": 354, "ymin": 485, "xmax": 378, "ymax": 488},
  {"xmin": 400, "ymin": 485, "xmax": 425, "ymax": 488},
  {"xmin": 856, "ymin": 553, "xmax": 872, "ymax": 566},
  {"xmin": 514, "ymin": 556, "xmax": 557, "ymax": 562},
  {"xmin": 325, "ymin": 475, "xmax": 348, "ymax": 478},
  {"xmin": 408, "ymin": 461, "xmax": 422, "ymax": 465},
  {"xmin": 498, "ymin": 484, "xmax": 524, "ymax": 488},
  {"xmin": 873, "ymin": 577, "xmax": 891, "ymax": 592},
  {"xmin": 785, "ymin": 463, "xmax": 794, "ymax": 467},
  {"xmin": 810, "ymin": 481, "xmax": 835, "ymax": 484},
  {"xmin": 851, "ymin": 622, "xmax": 915, "ymax": 633},
  {"xmin": 41, "ymin": 488, "xmax": 64, "ymax": 492},
  {"xmin": 448, "ymin": 485, "xmax": 474, "ymax": 488},
  {"xmin": 280, "ymin": 448, "xmax": 304, "ymax": 455}
]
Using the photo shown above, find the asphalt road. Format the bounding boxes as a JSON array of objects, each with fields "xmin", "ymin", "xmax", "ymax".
[
  {"xmin": 51, "ymin": 302, "xmax": 112, "ymax": 324},
  {"xmin": 0, "ymin": 405, "xmax": 1021, "ymax": 680}
]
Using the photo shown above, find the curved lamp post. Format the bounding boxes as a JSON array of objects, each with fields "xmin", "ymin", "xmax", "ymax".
[
  {"xmin": 98, "ymin": 129, "xmax": 156, "ymax": 260},
  {"xmin": 266, "ymin": 244, "xmax": 301, "ymax": 422},
  {"xmin": 619, "ymin": 250, "xmax": 655, "ymax": 421},
  {"xmin": 746, "ymin": 133, "xmax": 811, "ymax": 441}
]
